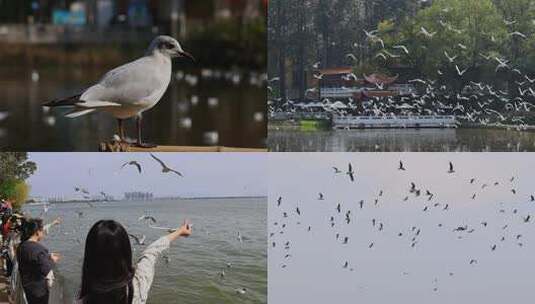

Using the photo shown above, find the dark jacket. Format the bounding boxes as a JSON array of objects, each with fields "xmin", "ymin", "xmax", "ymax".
[{"xmin": 17, "ymin": 240, "xmax": 53, "ymax": 298}]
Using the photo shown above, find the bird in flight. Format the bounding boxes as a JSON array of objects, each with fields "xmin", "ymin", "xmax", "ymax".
[
  {"xmin": 43, "ymin": 35, "xmax": 194, "ymax": 147},
  {"xmin": 398, "ymin": 161, "xmax": 406, "ymax": 171},
  {"xmin": 121, "ymin": 160, "xmax": 142, "ymax": 174},
  {"xmin": 138, "ymin": 215, "xmax": 157, "ymax": 224},
  {"xmin": 347, "ymin": 163, "xmax": 355, "ymax": 182},
  {"xmin": 447, "ymin": 162, "xmax": 455, "ymax": 173},
  {"xmin": 150, "ymin": 153, "xmax": 183, "ymax": 177}
]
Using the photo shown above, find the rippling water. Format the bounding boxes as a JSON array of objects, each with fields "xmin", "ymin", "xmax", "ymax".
[
  {"xmin": 0, "ymin": 67, "xmax": 266, "ymax": 151},
  {"xmin": 23, "ymin": 197, "xmax": 267, "ymax": 304},
  {"xmin": 268, "ymin": 128, "xmax": 535, "ymax": 152}
]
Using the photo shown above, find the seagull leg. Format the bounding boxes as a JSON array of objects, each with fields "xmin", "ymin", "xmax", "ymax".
[
  {"xmin": 117, "ymin": 119, "xmax": 125, "ymax": 142},
  {"xmin": 135, "ymin": 114, "xmax": 157, "ymax": 148}
]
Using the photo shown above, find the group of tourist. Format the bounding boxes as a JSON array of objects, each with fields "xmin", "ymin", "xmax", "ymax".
[{"xmin": 0, "ymin": 198, "xmax": 192, "ymax": 304}]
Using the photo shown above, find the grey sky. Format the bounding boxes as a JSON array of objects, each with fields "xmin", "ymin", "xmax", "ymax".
[
  {"xmin": 28, "ymin": 153, "xmax": 266, "ymax": 199},
  {"xmin": 269, "ymin": 153, "xmax": 535, "ymax": 304}
]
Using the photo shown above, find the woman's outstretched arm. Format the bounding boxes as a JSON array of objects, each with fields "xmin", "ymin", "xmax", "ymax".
[{"xmin": 133, "ymin": 220, "xmax": 192, "ymax": 303}]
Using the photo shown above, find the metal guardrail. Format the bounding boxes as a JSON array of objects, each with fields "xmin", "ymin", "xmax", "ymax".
[{"xmin": 333, "ymin": 115, "xmax": 457, "ymax": 129}]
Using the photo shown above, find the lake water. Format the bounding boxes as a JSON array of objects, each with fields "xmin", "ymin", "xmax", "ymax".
[
  {"xmin": 0, "ymin": 67, "xmax": 266, "ymax": 151},
  {"xmin": 268, "ymin": 128, "xmax": 535, "ymax": 152},
  {"xmin": 23, "ymin": 197, "xmax": 267, "ymax": 304}
]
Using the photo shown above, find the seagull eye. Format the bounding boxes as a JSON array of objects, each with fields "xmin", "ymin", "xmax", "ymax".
[{"xmin": 160, "ymin": 42, "xmax": 174, "ymax": 49}]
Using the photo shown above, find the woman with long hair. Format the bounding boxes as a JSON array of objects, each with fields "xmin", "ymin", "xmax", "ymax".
[
  {"xmin": 17, "ymin": 217, "xmax": 62, "ymax": 304},
  {"xmin": 76, "ymin": 219, "xmax": 192, "ymax": 304}
]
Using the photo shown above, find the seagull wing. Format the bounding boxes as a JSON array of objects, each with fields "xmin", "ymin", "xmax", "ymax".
[
  {"xmin": 169, "ymin": 169, "xmax": 183, "ymax": 177},
  {"xmin": 81, "ymin": 56, "xmax": 170, "ymax": 107},
  {"xmin": 133, "ymin": 162, "xmax": 142, "ymax": 174},
  {"xmin": 150, "ymin": 153, "xmax": 167, "ymax": 170}
]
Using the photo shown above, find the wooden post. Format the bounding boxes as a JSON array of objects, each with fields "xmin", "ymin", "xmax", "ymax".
[{"xmin": 99, "ymin": 141, "xmax": 266, "ymax": 152}]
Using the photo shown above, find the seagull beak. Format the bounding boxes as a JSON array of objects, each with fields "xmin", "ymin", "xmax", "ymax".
[{"xmin": 178, "ymin": 50, "xmax": 195, "ymax": 62}]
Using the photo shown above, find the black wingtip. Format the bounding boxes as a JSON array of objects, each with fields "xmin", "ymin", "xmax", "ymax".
[{"xmin": 43, "ymin": 94, "xmax": 82, "ymax": 107}]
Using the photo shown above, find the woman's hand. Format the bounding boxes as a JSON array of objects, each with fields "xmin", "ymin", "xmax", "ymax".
[
  {"xmin": 50, "ymin": 252, "xmax": 61, "ymax": 263},
  {"xmin": 168, "ymin": 219, "xmax": 192, "ymax": 241},
  {"xmin": 177, "ymin": 220, "xmax": 192, "ymax": 237}
]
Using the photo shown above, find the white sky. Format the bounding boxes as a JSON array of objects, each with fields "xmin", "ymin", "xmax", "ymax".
[{"xmin": 28, "ymin": 153, "xmax": 267, "ymax": 199}]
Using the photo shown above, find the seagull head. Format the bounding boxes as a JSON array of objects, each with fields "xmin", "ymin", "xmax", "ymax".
[{"xmin": 149, "ymin": 35, "xmax": 195, "ymax": 61}]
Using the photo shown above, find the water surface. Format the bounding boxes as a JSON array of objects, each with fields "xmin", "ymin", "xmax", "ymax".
[
  {"xmin": 23, "ymin": 197, "xmax": 267, "ymax": 304},
  {"xmin": 0, "ymin": 67, "xmax": 266, "ymax": 151},
  {"xmin": 268, "ymin": 128, "xmax": 535, "ymax": 152}
]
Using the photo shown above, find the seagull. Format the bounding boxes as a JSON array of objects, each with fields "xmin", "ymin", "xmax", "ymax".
[
  {"xmin": 150, "ymin": 153, "xmax": 183, "ymax": 177},
  {"xmin": 393, "ymin": 45, "xmax": 409, "ymax": 55},
  {"xmin": 455, "ymin": 65, "xmax": 468, "ymax": 76},
  {"xmin": 332, "ymin": 167, "xmax": 342, "ymax": 174},
  {"xmin": 447, "ymin": 162, "xmax": 455, "ymax": 173},
  {"xmin": 510, "ymin": 31, "xmax": 527, "ymax": 39},
  {"xmin": 128, "ymin": 233, "xmax": 146, "ymax": 245},
  {"xmin": 43, "ymin": 35, "xmax": 194, "ymax": 147},
  {"xmin": 444, "ymin": 51, "xmax": 457, "ymax": 63},
  {"xmin": 398, "ymin": 161, "xmax": 406, "ymax": 171},
  {"xmin": 420, "ymin": 26, "xmax": 436, "ymax": 38},
  {"xmin": 121, "ymin": 161, "xmax": 142, "ymax": 173},
  {"xmin": 138, "ymin": 215, "xmax": 157, "ymax": 224},
  {"xmin": 318, "ymin": 193, "xmax": 324, "ymax": 200},
  {"xmin": 148, "ymin": 224, "xmax": 178, "ymax": 233},
  {"xmin": 346, "ymin": 163, "xmax": 355, "ymax": 182}
]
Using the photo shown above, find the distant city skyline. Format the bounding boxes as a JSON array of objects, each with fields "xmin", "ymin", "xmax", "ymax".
[{"xmin": 28, "ymin": 153, "xmax": 266, "ymax": 199}]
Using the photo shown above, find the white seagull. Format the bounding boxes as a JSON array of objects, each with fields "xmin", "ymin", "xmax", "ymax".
[{"xmin": 44, "ymin": 35, "xmax": 194, "ymax": 147}]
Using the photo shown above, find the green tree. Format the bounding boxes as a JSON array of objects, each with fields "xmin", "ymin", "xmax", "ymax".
[
  {"xmin": 386, "ymin": 0, "xmax": 508, "ymax": 89},
  {"xmin": 0, "ymin": 152, "xmax": 37, "ymax": 209}
]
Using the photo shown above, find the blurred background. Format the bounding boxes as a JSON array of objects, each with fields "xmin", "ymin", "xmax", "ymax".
[{"xmin": 0, "ymin": 0, "xmax": 267, "ymax": 151}]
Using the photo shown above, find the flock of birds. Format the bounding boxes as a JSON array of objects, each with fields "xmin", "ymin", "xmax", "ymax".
[
  {"xmin": 269, "ymin": 14, "xmax": 535, "ymax": 131},
  {"xmin": 270, "ymin": 159, "xmax": 535, "ymax": 294}
]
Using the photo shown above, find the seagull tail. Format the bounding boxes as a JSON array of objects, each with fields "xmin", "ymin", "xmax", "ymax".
[{"xmin": 65, "ymin": 108, "xmax": 96, "ymax": 118}]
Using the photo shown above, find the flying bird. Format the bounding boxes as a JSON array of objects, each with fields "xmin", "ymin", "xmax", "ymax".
[
  {"xmin": 121, "ymin": 161, "xmax": 142, "ymax": 173},
  {"xmin": 150, "ymin": 153, "xmax": 183, "ymax": 177},
  {"xmin": 346, "ymin": 163, "xmax": 355, "ymax": 182},
  {"xmin": 447, "ymin": 162, "xmax": 455, "ymax": 173}
]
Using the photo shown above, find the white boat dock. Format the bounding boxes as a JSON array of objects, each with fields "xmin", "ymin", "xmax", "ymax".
[{"xmin": 333, "ymin": 115, "xmax": 457, "ymax": 129}]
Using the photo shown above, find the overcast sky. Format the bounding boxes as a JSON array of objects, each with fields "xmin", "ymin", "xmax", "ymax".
[
  {"xmin": 28, "ymin": 153, "xmax": 266, "ymax": 199},
  {"xmin": 269, "ymin": 153, "xmax": 535, "ymax": 304}
]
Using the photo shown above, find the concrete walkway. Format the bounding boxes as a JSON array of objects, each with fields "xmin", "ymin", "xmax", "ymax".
[{"xmin": 0, "ymin": 259, "xmax": 12, "ymax": 303}]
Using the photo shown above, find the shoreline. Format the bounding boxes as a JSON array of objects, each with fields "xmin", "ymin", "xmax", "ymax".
[
  {"xmin": 268, "ymin": 122, "xmax": 535, "ymax": 132},
  {"xmin": 26, "ymin": 196, "xmax": 267, "ymax": 205}
]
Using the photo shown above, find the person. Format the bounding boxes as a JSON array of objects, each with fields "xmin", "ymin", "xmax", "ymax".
[
  {"xmin": 17, "ymin": 217, "xmax": 62, "ymax": 304},
  {"xmin": 76, "ymin": 219, "xmax": 192, "ymax": 304}
]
